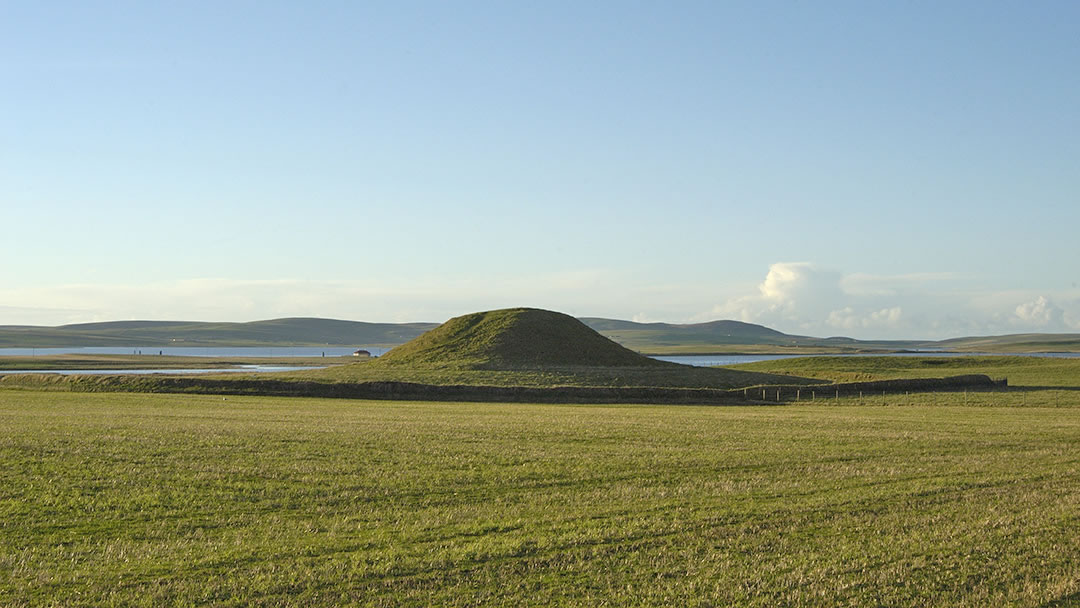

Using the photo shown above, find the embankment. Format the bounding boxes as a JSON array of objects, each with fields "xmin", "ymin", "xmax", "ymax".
[{"xmin": 0, "ymin": 373, "xmax": 1006, "ymax": 404}]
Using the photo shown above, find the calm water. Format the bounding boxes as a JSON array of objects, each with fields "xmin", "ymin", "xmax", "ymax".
[
  {"xmin": 657, "ymin": 352, "xmax": 1080, "ymax": 367},
  {"xmin": 0, "ymin": 365, "xmax": 322, "ymax": 376},
  {"xmin": 1, "ymin": 347, "xmax": 1077, "ymax": 375},
  {"xmin": 654, "ymin": 354, "xmax": 807, "ymax": 367},
  {"xmin": 0, "ymin": 346, "xmax": 392, "ymax": 357}
]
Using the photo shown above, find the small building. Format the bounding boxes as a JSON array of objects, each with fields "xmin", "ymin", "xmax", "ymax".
[{"xmin": 352, "ymin": 349, "xmax": 371, "ymax": 357}]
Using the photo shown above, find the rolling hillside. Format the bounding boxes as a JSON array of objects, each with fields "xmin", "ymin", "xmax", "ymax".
[
  {"xmin": 579, "ymin": 317, "xmax": 923, "ymax": 354},
  {"xmin": 1, "ymin": 315, "xmax": 1076, "ymax": 353},
  {"xmin": 0, "ymin": 318, "xmax": 438, "ymax": 348},
  {"xmin": 934, "ymin": 333, "xmax": 1080, "ymax": 353}
]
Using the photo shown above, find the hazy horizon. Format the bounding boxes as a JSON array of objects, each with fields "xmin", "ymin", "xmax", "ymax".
[
  {"xmin": 4, "ymin": 2, "xmax": 1078, "ymax": 339},
  {"xmin": 6, "ymin": 308, "xmax": 1078, "ymax": 345}
]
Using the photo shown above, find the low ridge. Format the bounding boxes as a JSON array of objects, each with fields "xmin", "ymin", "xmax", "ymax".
[{"xmin": 377, "ymin": 308, "xmax": 669, "ymax": 370}]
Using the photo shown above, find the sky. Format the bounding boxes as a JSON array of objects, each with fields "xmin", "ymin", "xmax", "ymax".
[{"xmin": 2, "ymin": 1, "xmax": 1078, "ymax": 339}]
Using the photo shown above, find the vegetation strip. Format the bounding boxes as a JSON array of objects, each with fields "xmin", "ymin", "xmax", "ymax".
[{"xmin": 0, "ymin": 372, "xmax": 1001, "ymax": 404}]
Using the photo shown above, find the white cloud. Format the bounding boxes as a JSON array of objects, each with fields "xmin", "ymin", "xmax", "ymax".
[
  {"xmin": 714, "ymin": 262, "xmax": 844, "ymax": 330},
  {"xmin": 842, "ymin": 272, "xmax": 962, "ymax": 297},
  {"xmin": 0, "ymin": 270, "xmax": 647, "ymax": 326},
  {"xmin": 4, "ymin": 264, "xmax": 1079, "ymax": 340},
  {"xmin": 1012, "ymin": 296, "xmax": 1074, "ymax": 330},
  {"xmin": 826, "ymin": 306, "xmax": 903, "ymax": 331},
  {"xmin": 712, "ymin": 263, "xmax": 1080, "ymax": 339}
]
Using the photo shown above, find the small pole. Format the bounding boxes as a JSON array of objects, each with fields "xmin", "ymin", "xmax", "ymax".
[
  {"xmin": 762, "ymin": 389, "xmax": 766, "ymax": 400},
  {"xmin": 797, "ymin": 389, "xmax": 801, "ymax": 401},
  {"xmin": 776, "ymin": 389, "xmax": 780, "ymax": 401},
  {"xmin": 835, "ymin": 390, "xmax": 839, "ymax": 402}
]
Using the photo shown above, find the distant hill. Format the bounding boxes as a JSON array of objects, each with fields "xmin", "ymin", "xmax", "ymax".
[
  {"xmin": 0, "ymin": 314, "xmax": 1077, "ymax": 353},
  {"xmin": 378, "ymin": 308, "xmax": 667, "ymax": 369},
  {"xmin": 0, "ymin": 318, "xmax": 439, "ymax": 348},
  {"xmin": 581, "ymin": 318, "xmax": 802, "ymax": 348},
  {"xmin": 580, "ymin": 318, "xmax": 922, "ymax": 353},
  {"xmin": 934, "ymin": 333, "xmax": 1080, "ymax": 353}
]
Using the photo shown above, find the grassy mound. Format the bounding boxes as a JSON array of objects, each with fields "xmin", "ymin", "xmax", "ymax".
[
  {"xmin": 282, "ymin": 308, "xmax": 820, "ymax": 391},
  {"xmin": 376, "ymin": 308, "xmax": 666, "ymax": 370}
]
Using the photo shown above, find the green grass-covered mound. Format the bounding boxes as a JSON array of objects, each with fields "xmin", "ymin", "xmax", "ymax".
[
  {"xmin": 377, "ymin": 308, "xmax": 667, "ymax": 370},
  {"xmin": 283, "ymin": 308, "xmax": 819, "ymax": 391}
]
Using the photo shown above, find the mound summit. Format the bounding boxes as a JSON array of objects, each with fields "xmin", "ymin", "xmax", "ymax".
[{"xmin": 377, "ymin": 308, "xmax": 670, "ymax": 370}]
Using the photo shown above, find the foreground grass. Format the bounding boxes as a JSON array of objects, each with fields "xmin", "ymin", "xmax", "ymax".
[{"xmin": 2, "ymin": 390, "xmax": 1079, "ymax": 606}]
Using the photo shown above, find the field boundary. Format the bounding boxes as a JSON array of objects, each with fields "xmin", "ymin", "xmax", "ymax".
[{"xmin": 0, "ymin": 373, "xmax": 1005, "ymax": 404}]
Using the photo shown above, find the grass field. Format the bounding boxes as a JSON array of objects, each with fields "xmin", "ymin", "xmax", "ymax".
[
  {"xmin": 731, "ymin": 355, "xmax": 1080, "ymax": 387},
  {"xmin": 2, "ymin": 378, "xmax": 1079, "ymax": 606},
  {"xmin": 276, "ymin": 359, "xmax": 816, "ymax": 390}
]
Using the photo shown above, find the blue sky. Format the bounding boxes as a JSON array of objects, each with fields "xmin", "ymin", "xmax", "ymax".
[{"xmin": 2, "ymin": 1, "xmax": 1078, "ymax": 338}]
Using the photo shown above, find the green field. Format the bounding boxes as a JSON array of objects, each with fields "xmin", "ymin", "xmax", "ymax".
[
  {"xmin": 731, "ymin": 355, "xmax": 1080, "ymax": 387},
  {"xmin": 275, "ymin": 359, "xmax": 814, "ymax": 390},
  {"xmin": 3, "ymin": 360, "xmax": 1080, "ymax": 606}
]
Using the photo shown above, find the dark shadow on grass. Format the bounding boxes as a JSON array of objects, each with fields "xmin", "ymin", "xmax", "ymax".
[
  {"xmin": 1039, "ymin": 590, "xmax": 1080, "ymax": 607},
  {"xmin": 1008, "ymin": 386, "xmax": 1080, "ymax": 392}
]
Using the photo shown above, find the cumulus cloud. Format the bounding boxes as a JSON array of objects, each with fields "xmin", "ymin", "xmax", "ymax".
[
  {"xmin": 715, "ymin": 262, "xmax": 844, "ymax": 330},
  {"xmin": 1012, "ymin": 296, "xmax": 1071, "ymax": 330},
  {"xmin": 710, "ymin": 263, "xmax": 1080, "ymax": 339}
]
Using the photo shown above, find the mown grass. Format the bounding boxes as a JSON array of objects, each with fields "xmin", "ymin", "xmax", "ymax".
[
  {"xmin": 2, "ymin": 388, "xmax": 1079, "ymax": 606},
  {"xmin": 272, "ymin": 360, "xmax": 817, "ymax": 390},
  {"xmin": 730, "ymin": 355, "xmax": 1080, "ymax": 387}
]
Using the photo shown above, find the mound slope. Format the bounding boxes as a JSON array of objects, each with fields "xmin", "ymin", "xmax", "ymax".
[{"xmin": 377, "ymin": 308, "xmax": 669, "ymax": 370}]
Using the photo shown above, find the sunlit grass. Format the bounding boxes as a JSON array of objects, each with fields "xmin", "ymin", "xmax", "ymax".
[
  {"xmin": 730, "ymin": 355, "xmax": 1080, "ymax": 387},
  {"xmin": 2, "ymin": 388, "xmax": 1079, "ymax": 606}
]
